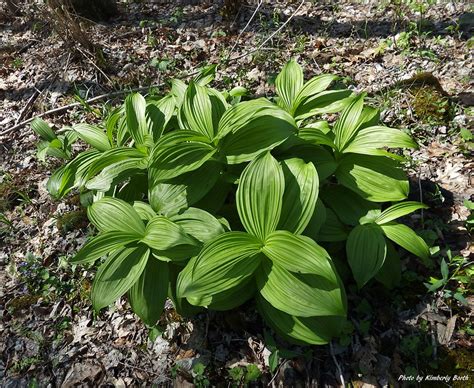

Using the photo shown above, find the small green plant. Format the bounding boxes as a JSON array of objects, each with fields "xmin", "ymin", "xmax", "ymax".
[
  {"xmin": 425, "ymin": 250, "xmax": 472, "ymax": 305},
  {"xmin": 229, "ymin": 364, "xmax": 262, "ymax": 385},
  {"xmin": 36, "ymin": 60, "xmax": 430, "ymax": 345},
  {"xmin": 192, "ymin": 363, "xmax": 210, "ymax": 387}
]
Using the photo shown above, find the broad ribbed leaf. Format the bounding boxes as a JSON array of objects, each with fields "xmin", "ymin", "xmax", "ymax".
[
  {"xmin": 236, "ymin": 152, "xmax": 284, "ymax": 240},
  {"xmin": 73, "ymin": 124, "xmax": 111, "ymax": 151},
  {"xmin": 342, "ymin": 126, "xmax": 417, "ymax": 155},
  {"xmin": 284, "ymin": 145, "xmax": 337, "ymax": 181},
  {"xmin": 179, "ymin": 82, "xmax": 215, "ymax": 139},
  {"xmin": 217, "ymin": 100, "xmax": 297, "ymax": 164},
  {"xmin": 149, "ymin": 161, "xmax": 221, "ymax": 216},
  {"xmin": 31, "ymin": 118, "xmax": 56, "ymax": 141},
  {"xmin": 86, "ymin": 147, "xmax": 147, "ymax": 180},
  {"xmin": 86, "ymin": 158, "xmax": 148, "ymax": 191},
  {"xmin": 347, "ymin": 224, "xmax": 387, "ymax": 288},
  {"xmin": 298, "ymin": 127, "xmax": 336, "ymax": 149},
  {"xmin": 177, "ymin": 232, "xmax": 262, "ymax": 301},
  {"xmin": 148, "ymin": 131, "xmax": 217, "ymax": 181},
  {"xmin": 170, "ymin": 207, "xmax": 225, "ymax": 243},
  {"xmin": 375, "ymin": 241, "xmax": 401, "ymax": 289},
  {"xmin": 133, "ymin": 201, "xmax": 156, "ymax": 221},
  {"xmin": 292, "ymin": 74, "xmax": 338, "ymax": 115},
  {"xmin": 294, "ymin": 89, "xmax": 353, "ymax": 120},
  {"xmin": 87, "ymin": 197, "xmax": 145, "ymax": 236},
  {"xmin": 380, "ymin": 222, "xmax": 430, "ymax": 262},
  {"xmin": 146, "ymin": 95, "xmax": 175, "ymax": 141},
  {"xmin": 257, "ymin": 259, "xmax": 345, "ymax": 317},
  {"xmin": 257, "ymin": 296, "xmax": 345, "ymax": 345},
  {"xmin": 336, "ymin": 154, "xmax": 409, "ymax": 202},
  {"xmin": 47, "ymin": 149, "xmax": 101, "ymax": 198},
  {"xmin": 320, "ymin": 185, "xmax": 379, "ymax": 226},
  {"xmin": 125, "ymin": 93, "xmax": 149, "ymax": 147},
  {"xmin": 304, "ymin": 199, "xmax": 326, "ymax": 238},
  {"xmin": 71, "ymin": 231, "xmax": 140, "ymax": 264},
  {"xmin": 278, "ymin": 158, "xmax": 319, "ymax": 234},
  {"xmin": 276, "ymin": 59, "xmax": 303, "ymax": 112},
  {"xmin": 92, "ymin": 245, "xmax": 149, "ymax": 311},
  {"xmin": 203, "ymin": 277, "xmax": 256, "ymax": 311},
  {"xmin": 317, "ymin": 208, "xmax": 348, "ymax": 242},
  {"xmin": 263, "ymin": 231, "xmax": 336, "ymax": 277},
  {"xmin": 375, "ymin": 201, "xmax": 428, "ymax": 224},
  {"xmin": 141, "ymin": 216, "xmax": 197, "ymax": 250},
  {"xmin": 129, "ymin": 257, "xmax": 169, "ymax": 326},
  {"xmin": 334, "ymin": 94, "xmax": 364, "ymax": 150}
]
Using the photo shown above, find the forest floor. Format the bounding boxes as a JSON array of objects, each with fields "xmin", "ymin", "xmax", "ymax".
[{"xmin": 0, "ymin": 1, "xmax": 473, "ymax": 386}]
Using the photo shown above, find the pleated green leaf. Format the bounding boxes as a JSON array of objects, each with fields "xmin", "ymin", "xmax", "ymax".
[
  {"xmin": 146, "ymin": 94, "xmax": 175, "ymax": 141},
  {"xmin": 125, "ymin": 93, "xmax": 149, "ymax": 147},
  {"xmin": 148, "ymin": 131, "xmax": 217, "ymax": 182},
  {"xmin": 86, "ymin": 157, "xmax": 148, "ymax": 192},
  {"xmin": 203, "ymin": 277, "xmax": 256, "ymax": 311},
  {"xmin": 334, "ymin": 94, "xmax": 365, "ymax": 150},
  {"xmin": 294, "ymin": 89, "xmax": 354, "ymax": 120},
  {"xmin": 284, "ymin": 145, "xmax": 337, "ymax": 181},
  {"xmin": 73, "ymin": 124, "xmax": 111, "ymax": 151},
  {"xmin": 87, "ymin": 197, "xmax": 145, "ymax": 236},
  {"xmin": 347, "ymin": 224, "xmax": 387, "ymax": 288},
  {"xmin": 292, "ymin": 74, "xmax": 338, "ymax": 115},
  {"xmin": 148, "ymin": 161, "xmax": 221, "ymax": 216},
  {"xmin": 141, "ymin": 216, "xmax": 198, "ymax": 250},
  {"xmin": 86, "ymin": 147, "xmax": 147, "ymax": 180},
  {"xmin": 257, "ymin": 259, "xmax": 345, "ymax": 317},
  {"xmin": 177, "ymin": 232, "xmax": 262, "ymax": 301},
  {"xmin": 380, "ymin": 222, "xmax": 430, "ymax": 262},
  {"xmin": 375, "ymin": 201, "xmax": 428, "ymax": 225},
  {"xmin": 303, "ymin": 199, "xmax": 327, "ymax": 238},
  {"xmin": 31, "ymin": 118, "xmax": 56, "ymax": 141},
  {"xmin": 217, "ymin": 100, "xmax": 297, "ymax": 164},
  {"xmin": 342, "ymin": 126, "xmax": 418, "ymax": 155},
  {"xmin": 336, "ymin": 154, "xmax": 409, "ymax": 202},
  {"xmin": 170, "ymin": 207, "xmax": 225, "ymax": 243},
  {"xmin": 320, "ymin": 184, "xmax": 380, "ymax": 226},
  {"xmin": 47, "ymin": 149, "xmax": 101, "ymax": 198},
  {"xmin": 92, "ymin": 245, "xmax": 149, "ymax": 311},
  {"xmin": 298, "ymin": 127, "xmax": 336, "ymax": 149},
  {"xmin": 278, "ymin": 158, "xmax": 319, "ymax": 234},
  {"xmin": 129, "ymin": 257, "xmax": 169, "ymax": 326},
  {"xmin": 316, "ymin": 208, "xmax": 348, "ymax": 242},
  {"xmin": 71, "ymin": 231, "xmax": 140, "ymax": 264},
  {"xmin": 375, "ymin": 241, "xmax": 401, "ymax": 289},
  {"xmin": 236, "ymin": 152, "xmax": 285, "ymax": 240},
  {"xmin": 263, "ymin": 231, "xmax": 336, "ymax": 277},
  {"xmin": 257, "ymin": 296, "xmax": 345, "ymax": 345},
  {"xmin": 275, "ymin": 59, "xmax": 304, "ymax": 112},
  {"xmin": 133, "ymin": 201, "xmax": 156, "ymax": 221},
  {"xmin": 179, "ymin": 82, "xmax": 215, "ymax": 139}
]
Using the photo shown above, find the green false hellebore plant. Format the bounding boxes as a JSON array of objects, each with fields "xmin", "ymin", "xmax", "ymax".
[{"xmin": 35, "ymin": 60, "xmax": 430, "ymax": 345}]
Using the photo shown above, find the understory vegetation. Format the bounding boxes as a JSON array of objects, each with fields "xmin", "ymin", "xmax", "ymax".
[{"xmin": 1, "ymin": 0, "xmax": 472, "ymax": 386}]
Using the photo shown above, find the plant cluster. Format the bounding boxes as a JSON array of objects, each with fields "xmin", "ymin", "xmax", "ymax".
[{"xmin": 34, "ymin": 60, "xmax": 430, "ymax": 345}]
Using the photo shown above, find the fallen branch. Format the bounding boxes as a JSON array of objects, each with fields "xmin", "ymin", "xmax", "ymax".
[{"xmin": 330, "ymin": 341, "xmax": 345, "ymax": 387}]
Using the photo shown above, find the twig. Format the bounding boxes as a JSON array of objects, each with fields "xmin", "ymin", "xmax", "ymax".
[
  {"xmin": 230, "ymin": 0, "xmax": 306, "ymax": 62},
  {"xmin": 228, "ymin": 0, "xmax": 263, "ymax": 57},
  {"xmin": 14, "ymin": 90, "xmax": 39, "ymax": 125},
  {"xmin": 329, "ymin": 341, "xmax": 345, "ymax": 387},
  {"xmin": 267, "ymin": 360, "xmax": 285, "ymax": 387},
  {"xmin": 76, "ymin": 47, "xmax": 113, "ymax": 85}
]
